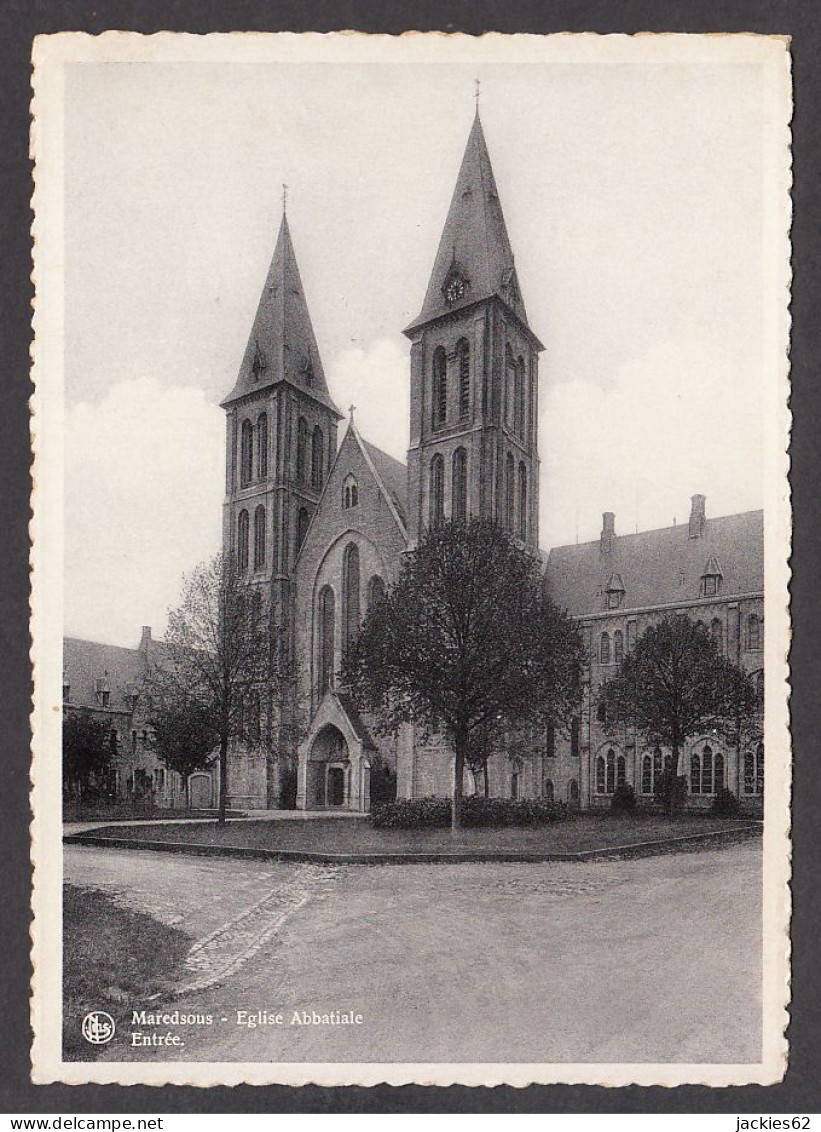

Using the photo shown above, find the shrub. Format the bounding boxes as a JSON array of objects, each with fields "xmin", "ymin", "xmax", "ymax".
[
  {"xmin": 711, "ymin": 787, "xmax": 742, "ymax": 817},
  {"xmin": 654, "ymin": 771, "xmax": 689, "ymax": 815},
  {"xmin": 370, "ymin": 794, "xmax": 568, "ymax": 829},
  {"xmin": 610, "ymin": 782, "xmax": 637, "ymax": 815}
]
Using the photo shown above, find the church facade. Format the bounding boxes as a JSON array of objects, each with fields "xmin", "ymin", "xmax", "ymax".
[{"xmin": 217, "ymin": 112, "xmax": 765, "ymax": 814}]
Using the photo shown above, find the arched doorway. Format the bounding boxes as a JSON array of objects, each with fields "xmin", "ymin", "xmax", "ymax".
[
  {"xmin": 189, "ymin": 772, "xmax": 212, "ymax": 809},
  {"xmin": 307, "ymin": 725, "xmax": 351, "ymax": 809}
]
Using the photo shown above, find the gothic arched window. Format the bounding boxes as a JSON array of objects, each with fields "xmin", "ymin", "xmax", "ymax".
[
  {"xmin": 642, "ymin": 755, "xmax": 652, "ymax": 795},
  {"xmin": 613, "ymin": 629, "xmax": 624, "ymax": 665},
  {"xmin": 237, "ymin": 509, "xmax": 249, "ymax": 572},
  {"xmin": 606, "ymin": 748, "xmax": 616, "ymax": 794},
  {"xmin": 367, "ymin": 575, "xmax": 386, "ymax": 613},
  {"xmin": 744, "ymin": 742, "xmax": 764, "ymax": 795},
  {"xmin": 543, "ymin": 778, "xmax": 554, "ymax": 803},
  {"xmin": 516, "ymin": 355, "xmax": 526, "ymax": 436},
  {"xmin": 505, "ymin": 452, "xmax": 515, "ymax": 532},
  {"xmin": 253, "ymin": 505, "xmax": 266, "ymax": 570},
  {"xmin": 256, "ymin": 413, "xmax": 268, "ymax": 480},
  {"xmin": 748, "ymin": 613, "xmax": 761, "ymax": 650},
  {"xmin": 596, "ymin": 755, "xmax": 605, "ymax": 794},
  {"xmin": 429, "ymin": 454, "xmax": 445, "ymax": 527},
  {"xmin": 457, "ymin": 338, "xmax": 470, "ymax": 420},
  {"xmin": 702, "ymin": 744, "xmax": 714, "ymax": 795},
  {"xmin": 317, "ymin": 585, "xmax": 335, "ymax": 696},
  {"xmin": 600, "ymin": 632, "xmax": 611, "ymax": 665},
  {"xmin": 311, "ymin": 426, "xmax": 324, "ymax": 490},
  {"xmin": 616, "ymin": 755, "xmax": 626, "ymax": 789},
  {"xmin": 342, "ymin": 474, "xmax": 358, "ymax": 510},
  {"xmin": 296, "ymin": 506, "xmax": 310, "ymax": 553},
  {"xmin": 240, "ymin": 420, "xmax": 253, "ymax": 486},
  {"xmin": 517, "ymin": 461, "xmax": 527, "ymax": 540},
  {"xmin": 342, "ymin": 542, "xmax": 361, "ymax": 660},
  {"xmin": 452, "ymin": 447, "xmax": 468, "ymax": 523},
  {"xmin": 296, "ymin": 417, "xmax": 308, "ymax": 482},
  {"xmin": 714, "ymin": 751, "xmax": 725, "ymax": 794},
  {"xmin": 432, "ymin": 347, "xmax": 447, "ymax": 428},
  {"xmin": 691, "ymin": 751, "xmax": 702, "ymax": 794}
]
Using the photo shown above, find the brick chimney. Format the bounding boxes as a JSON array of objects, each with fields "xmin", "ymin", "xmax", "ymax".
[
  {"xmin": 689, "ymin": 494, "xmax": 706, "ymax": 539},
  {"xmin": 600, "ymin": 511, "xmax": 615, "ymax": 555},
  {"xmin": 139, "ymin": 625, "xmax": 152, "ymax": 652}
]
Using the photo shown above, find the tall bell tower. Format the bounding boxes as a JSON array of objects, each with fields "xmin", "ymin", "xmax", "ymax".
[
  {"xmin": 403, "ymin": 111, "xmax": 544, "ymax": 550},
  {"xmin": 221, "ymin": 207, "xmax": 342, "ymax": 801}
]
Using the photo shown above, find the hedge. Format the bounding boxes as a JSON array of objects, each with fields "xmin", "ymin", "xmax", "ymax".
[{"xmin": 371, "ymin": 795, "xmax": 568, "ymax": 829}]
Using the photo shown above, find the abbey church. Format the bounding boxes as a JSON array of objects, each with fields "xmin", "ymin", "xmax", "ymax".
[
  {"xmin": 64, "ymin": 111, "xmax": 764, "ymax": 814},
  {"xmin": 215, "ymin": 109, "xmax": 765, "ymax": 815}
]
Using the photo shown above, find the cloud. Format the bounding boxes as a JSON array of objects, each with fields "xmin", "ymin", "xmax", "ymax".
[
  {"xmin": 326, "ymin": 336, "xmax": 410, "ymax": 461},
  {"xmin": 65, "ymin": 378, "xmax": 224, "ymax": 646},
  {"xmin": 540, "ymin": 340, "xmax": 764, "ymax": 548}
]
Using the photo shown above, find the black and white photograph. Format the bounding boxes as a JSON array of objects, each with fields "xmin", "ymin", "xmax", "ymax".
[{"xmin": 29, "ymin": 31, "xmax": 791, "ymax": 1087}]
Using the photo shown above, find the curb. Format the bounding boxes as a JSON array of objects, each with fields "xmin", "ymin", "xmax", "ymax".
[{"xmin": 63, "ymin": 824, "xmax": 761, "ymax": 866}]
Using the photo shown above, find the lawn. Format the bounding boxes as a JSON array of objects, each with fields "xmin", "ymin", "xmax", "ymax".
[
  {"xmin": 63, "ymin": 884, "xmax": 193, "ymax": 1060},
  {"xmin": 80, "ymin": 812, "xmax": 759, "ymax": 858}
]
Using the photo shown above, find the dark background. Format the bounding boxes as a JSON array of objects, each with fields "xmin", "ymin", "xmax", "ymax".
[{"xmin": 2, "ymin": 0, "xmax": 817, "ymax": 1115}]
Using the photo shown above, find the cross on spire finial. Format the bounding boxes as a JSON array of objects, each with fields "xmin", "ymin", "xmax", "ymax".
[
  {"xmin": 282, "ymin": 183, "xmax": 288, "ymax": 213},
  {"xmin": 475, "ymin": 78, "xmax": 481, "ymax": 111},
  {"xmin": 348, "ymin": 403, "xmax": 356, "ymax": 423}
]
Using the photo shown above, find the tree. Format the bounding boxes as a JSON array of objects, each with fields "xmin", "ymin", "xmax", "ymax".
[
  {"xmin": 598, "ymin": 615, "xmax": 758, "ymax": 814},
  {"xmin": 146, "ymin": 697, "xmax": 215, "ymax": 807},
  {"xmin": 146, "ymin": 552, "xmax": 280, "ymax": 824},
  {"xmin": 63, "ymin": 712, "xmax": 113, "ymax": 800},
  {"xmin": 344, "ymin": 519, "xmax": 583, "ymax": 829}
]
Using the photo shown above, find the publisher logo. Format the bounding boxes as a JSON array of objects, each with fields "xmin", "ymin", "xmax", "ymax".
[{"xmin": 81, "ymin": 1010, "xmax": 115, "ymax": 1045}]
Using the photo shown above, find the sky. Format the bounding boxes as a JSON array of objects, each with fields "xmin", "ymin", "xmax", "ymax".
[{"xmin": 63, "ymin": 53, "xmax": 771, "ymax": 647}]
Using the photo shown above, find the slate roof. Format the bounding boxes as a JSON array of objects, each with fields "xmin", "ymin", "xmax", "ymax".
[
  {"xmin": 63, "ymin": 636, "xmax": 148, "ymax": 713},
  {"xmin": 545, "ymin": 510, "xmax": 764, "ymax": 619},
  {"xmin": 404, "ymin": 113, "xmax": 539, "ymax": 344},
  {"xmin": 221, "ymin": 214, "xmax": 342, "ymax": 417},
  {"xmin": 362, "ymin": 439, "xmax": 408, "ymax": 526}
]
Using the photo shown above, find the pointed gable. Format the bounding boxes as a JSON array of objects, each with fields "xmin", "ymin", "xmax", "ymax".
[
  {"xmin": 221, "ymin": 214, "xmax": 341, "ymax": 416},
  {"xmin": 405, "ymin": 113, "xmax": 535, "ymax": 339}
]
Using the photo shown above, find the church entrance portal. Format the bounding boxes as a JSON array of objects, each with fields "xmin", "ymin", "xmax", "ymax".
[{"xmin": 307, "ymin": 725, "xmax": 351, "ymax": 809}]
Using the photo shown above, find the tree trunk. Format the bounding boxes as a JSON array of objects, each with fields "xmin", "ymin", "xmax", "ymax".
[
  {"xmin": 452, "ymin": 737, "xmax": 465, "ymax": 831},
  {"xmin": 218, "ymin": 732, "xmax": 229, "ymax": 825},
  {"xmin": 668, "ymin": 743, "xmax": 680, "ymax": 816},
  {"xmin": 483, "ymin": 760, "xmax": 489, "ymax": 798}
]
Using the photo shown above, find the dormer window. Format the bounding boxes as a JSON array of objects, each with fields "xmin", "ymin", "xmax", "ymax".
[
  {"xmin": 95, "ymin": 673, "xmax": 111, "ymax": 709},
  {"xmin": 700, "ymin": 556, "xmax": 723, "ymax": 597},
  {"xmin": 343, "ymin": 474, "xmax": 358, "ymax": 510},
  {"xmin": 605, "ymin": 573, "xmax": 625, "ymax": 610}
]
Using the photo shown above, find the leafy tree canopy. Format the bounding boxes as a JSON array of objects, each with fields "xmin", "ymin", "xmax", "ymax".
[
  {"xmin": 63, "ymin": 711, "xmax": 113, "ymax": 797},
  {"xmin": 599, "ymin": 614, "xmax": 758, "ymax": 764},
  {"xmin": 344, "ymin": 519, "xmax": 583, "ymax": 826}
]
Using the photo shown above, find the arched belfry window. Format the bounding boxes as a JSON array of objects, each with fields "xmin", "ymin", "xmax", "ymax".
[
  {"xmin": 429, "ymin": 454, "xmax": 445, "ymax": 527},
  {"xmin": 317, "ymin": 585, "xmax": 335, "ymax": 696},
  {"xmin": 432, "ymin": 347, "xmax": 447, "ymax": 428},
  {"xmin": 342, "ymin": 543, "xmax": 361, "ymax": 660},
  {"xmin": 256, "ymin": 413, "xmax": 268, "ymax": 480},
  {"xmin": 311, "ymin": 426, "xmax": 324, "ymax": 490},
  {"xmin": 504, "ymin": 452, "xmax": 515, "ymax": 532},
  {"xmin": 613, "ymin": 629, "xmax": 624, "ymax": 664},
  {"xmin": 240, "ymin": 420, "xmax": 253, "ymax": 486},
  {"xmin": 296, "ymin": 417, "xmax": 308, "ymax": 482},
  {"xmin": 516, "ymin": 356, "xmax": 526, "ymax": 436},
  {"xmin": 452, "ymin": 448, "xmax": 468, "ymax": 523},
  {"xmin": 367, "ymin": 575, "xmax": 386, "ymax": 612},
  {"xmin": 517, "ymin": 461, "xmax": 527, "ymax": 539},
  {"xmin": 253, "ymin": 505, "xmax": 266, "ymax": 570},
  {"xmin": 237, "ymin": 509, "xmax": 249, "ymax": 572},
  {"xmin": 505, "ymin": 344, "xmax": 516, "ymax": 429},
  {"xmin": 457, "ymin": 338, "xmax": 470, "ymax": 420},
  {"xmin": 600, "ymin": 632, "xmax": 611, "ymax": 664}
]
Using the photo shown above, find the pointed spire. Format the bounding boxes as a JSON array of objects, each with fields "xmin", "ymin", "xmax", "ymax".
[
  {"xmin": 221, "ymin": 212, "xmax": 341, "ymax": 415},
  {"xmin": 404, "ymin": 114, "xmax": 537, "ymax": 342}
]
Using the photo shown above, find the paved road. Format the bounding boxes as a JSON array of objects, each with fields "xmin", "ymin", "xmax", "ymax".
[{"xmin": 65, "ymin": 841, "xmax": 762, "ymax": 1065}]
